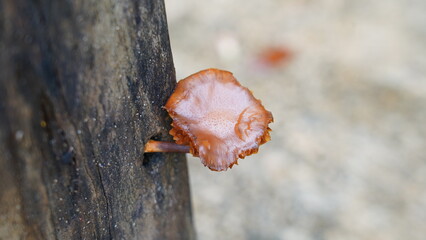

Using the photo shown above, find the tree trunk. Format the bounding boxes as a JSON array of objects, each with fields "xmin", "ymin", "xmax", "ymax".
[{"xmin": 0, "ymin": 0, "xmax": 194, "ymax": 239}]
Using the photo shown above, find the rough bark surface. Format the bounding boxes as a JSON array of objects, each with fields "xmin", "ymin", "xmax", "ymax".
[{"xmin": 0, "ymin": 0, "xmax": 194, "ymax": 239}]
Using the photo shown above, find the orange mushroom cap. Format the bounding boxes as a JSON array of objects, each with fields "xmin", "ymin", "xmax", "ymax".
[{"xmin": 165, "ymin": 69, "xmax": 273, "ymax": 171}]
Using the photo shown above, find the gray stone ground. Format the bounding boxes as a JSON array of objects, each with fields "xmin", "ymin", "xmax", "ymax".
[{"xmin": 165, "ymin": 0, "xmax": 426, "ymax": 239}]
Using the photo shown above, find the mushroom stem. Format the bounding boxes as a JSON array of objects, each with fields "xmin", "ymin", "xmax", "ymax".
[{"xmin": 144, "ymin": 140, "xmax": 190, "ymax": 153}]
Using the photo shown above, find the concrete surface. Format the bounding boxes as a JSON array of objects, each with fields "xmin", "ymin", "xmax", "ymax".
[{"xmin": 165, "ymin": 0, "xmax": 426, "ymax": 239}]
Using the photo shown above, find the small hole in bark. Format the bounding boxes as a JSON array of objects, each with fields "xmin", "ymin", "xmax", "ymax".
[
  {"xmin": 60, "ymin": 147, "xmax": 75, "ymax": 164},
  {"xmin": 142, "ymin": 135, "xmax": 162, "ymax": 166}
]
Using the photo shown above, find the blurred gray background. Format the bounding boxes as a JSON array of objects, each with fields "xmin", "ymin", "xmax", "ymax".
[{"xmin": 164, "ymin": 0, "xmax": 426, "ymax": 239}]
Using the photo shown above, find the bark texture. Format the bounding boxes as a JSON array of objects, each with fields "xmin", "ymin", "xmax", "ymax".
[{"xmin": 0, "ymin": 0, "xmax": 194, "ymax": 239}]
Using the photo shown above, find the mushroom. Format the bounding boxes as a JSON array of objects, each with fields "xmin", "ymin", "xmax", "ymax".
[{"xmin": 144, "ymin": 68, "xmax": 273, "ymax": 171}]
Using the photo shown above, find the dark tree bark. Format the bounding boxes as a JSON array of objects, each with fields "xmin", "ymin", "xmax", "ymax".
[{"xmin": 0, "ymin": 0, "xmax": 194, "ymax": 239}]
